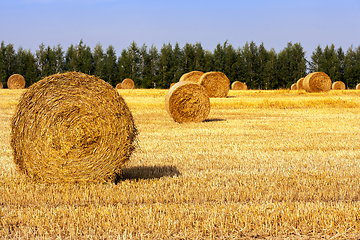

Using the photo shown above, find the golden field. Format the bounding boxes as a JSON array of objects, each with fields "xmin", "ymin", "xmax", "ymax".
[{"xmin": 1, "ymin": 89, "xmax": 360, "ymax": 239}]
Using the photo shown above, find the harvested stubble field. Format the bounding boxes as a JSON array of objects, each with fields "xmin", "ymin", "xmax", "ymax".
[{"xmin": 1, "ymin": 88, "xmax": 360, "ymax": 239}]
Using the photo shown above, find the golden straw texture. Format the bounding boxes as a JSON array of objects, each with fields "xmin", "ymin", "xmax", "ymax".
[
  {"xmin": 332, "ymin": 81, "xmax": 346, "ymax": 90},
  {"xmin": 179, "ymin": 71, "xmax": 204, "ymax": 83},
  {"xmin": 10, "ymin": 72, "xmax": 137, "ymax": 183},
  {"xmin": 231, "ymin": 81, "xmax": 248, "ymax": 90},
  {"xmin": 303, "ymin": 72, "xmax": 332, "ymax": 93},
  {"xmin": 199, "ymin": 72, "xmax": 230, "ymax": 98},
  {"xmin": 115, "ymin": 83, "xmax": 123, "ymax": 89},
  {"xmin": 296, "ymin": 78, "xmax": 304, "ymax": 90},
  {"xmin": 7, "ymin": 74, "xmax": 25, "ymax": 89},
  {"xmin": 291, "ymin": 83, "xmax": 298, "ymax": 90},
  {"xmin": 121, "ymin": 78, "xmax": 135, "ymax": 89},
  {"xmin": 356, "ymin": 83, "xmax": 360, "ymax": 90},
  {"xmin": 170, "ymin": 82, "xmax": 176, "ymax": 89},
  {"xmin": 165, "ymin": 81, "xmax": 210, "ymax": 123}
]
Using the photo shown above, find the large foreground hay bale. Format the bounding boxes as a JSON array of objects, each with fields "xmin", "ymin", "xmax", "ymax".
[
  {"xmin": 291, "ymin": 83, "xmax": 298, "ymax": 90},
  {"xmin": 115, "ymin": 83, "xmax": 122, "ymax": 89},
  {"xmin": 332, "ymin": 81, "xmax": 346, "ymax": 90},
  {"xmin": 170, "ymin": 82, "xmax": 176, "ymax": 89},
  {"xmin": 199, "ymin": 72, "xmax": 230, "ymax": 98},
  {"xmin": 179, "ymin": 71, "xmax": 204, "ymax": 83},
  {"xmin": 165, "ymin": 81, "xmax": 210, "ymax": 123},
  {"xmin": 356, "ymin": 83, "xmax": 360, "ymax": 90},
  {"xmin": 7, "ymin": 74, "xmax": 25, "ymax": 89},
  {"xmin": 303, "ymin": 72, "xmax": 332, "ymax": 93},
  {"xmin": 11, "ymin": 72, "xmax": 137, "ymax": 183},
  {"xmin": 121, "ymin": 78, "xmax": 135, "ymax": 89},
  {"xmin": 296, "ymin": 78, "xmax": 304, "ymax": 90},
  {"xmin": 231, "ymin": 81, "xmax": 248, "ymax": 90}
]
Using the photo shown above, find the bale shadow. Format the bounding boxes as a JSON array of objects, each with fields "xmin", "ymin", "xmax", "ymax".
[
  {"xmin": 116, "ymin": 165, "xmax": 181, "ymax": 183},
  {"xmin": 204, "ymin": 118, "xmax": 226, "ymax": 122}
]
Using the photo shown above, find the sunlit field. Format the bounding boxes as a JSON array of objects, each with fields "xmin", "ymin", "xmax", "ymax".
[{"xmin": 1, "ymin": 88, "xmax": 360, "ymax": 239}]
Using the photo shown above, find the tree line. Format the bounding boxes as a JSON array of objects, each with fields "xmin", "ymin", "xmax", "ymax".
[{"xmin": 1, "ymin": 40, "xmax": 360, "ymax": 89}]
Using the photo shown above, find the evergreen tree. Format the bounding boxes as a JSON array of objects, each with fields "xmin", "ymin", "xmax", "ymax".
[
  {"xmin": 118, "ymin": 49, "xmax": 131, "ymax": 84},
  {"xmin": 148, "ymin": 45, "xmax": 159, "ymax": 88},
  {"xmin": 54, "ymin": 44, "xmax": 65, "ymax": 73},
  {"xmin": 138, "ymin": 44, "xmax": 152, "ymax": 88},
  {"xmin": 203, "ymin": 50, "xmax": 214, "ymax": 73},
  {"xmin": 344, "ymin": 45, "xmax": 360, "ymax": 88},
  {"xmin": 127, "ymin": 41, "xmax": 141, "ymax": 86},
  {"xmin": 241, "ymin": 41, "xmax": 259, "ymax": 89},
  {"xmin": 103, "ymin": 45, "xmax": 118, "ymax": 86},
  {"xmin": 183, "ymin": 43, "xmax": 196, "ymax": 72},
  {"xmin": 309, "ymin": 45, "xmax": 323, "ymax": 72},
  {"xmin": 75, "ymin": 40, "xmax": 93, "ymax": 74},
  {"xmin": 93, "ymin": 43, "xmax": 104, "ymax": 78},
  {"xmin": 65, "ymin": 44, "xmax": 77, "ymax": 72},
  {"xmin": 0, "ymin": 42, "xmax": 6, "ymax": 87},
  {"xmin": 172, "ymin": 42, "xmax": 184, "ymax": 84},
  {"xmin": 158, "ymin": 43, "xmax": 173, "ymax": 88},
  {"xmin": 3, "ymin": 43, "xmax": 17, "ymax": 83}
]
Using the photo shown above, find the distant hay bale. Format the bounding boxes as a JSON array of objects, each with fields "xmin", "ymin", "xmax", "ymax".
[
  {"xmin": 7, "ymin": 74, "xmax": 26, "ymax": 89},
  {"xmin": 115, "ymin": 83, "xmax": 122, "ymax": 89},
  {"xmin": 0, "ymin": 81, "xmax": 3, "ymax": 89},
  {"xmin": 199, "ymin": 72, "xmax": 230, "ymax": 98},
  {"xmin": 291, "ymin": 83, "xmax": 298, "ymax": 90},
  {"xmin": 179, "ymin": 71, "xmax": 204, "ymax": 83},
  {"xmin": 356, "ymin": 83, "xmax": 360, "ymax": 90},
  {"xmin": 121, "ymin": 78, "xmax": 134, "ymax": 89},
  {"xmin": 165, "ymin": 81, "xmax": 210, "ymax": 123},
  {"xmin": 231, "ymin": 81, "xmax": 247, "ymax": 90},
  {"xmin": 332, "ymin": 81, "xmax": 346, "ymax": 90},
  {"xmin": 170, "ymin": 82, "xmax": 176, "ymax": 89},
  {"xmin": 10, "ymin": 72, "xmax": 137, "ymax": 183},
  {"xmin": 296, "ymin": 78, "xmax": 304, "ymax": 90},
  {"xmin": 303, "ymin": 72, "xmax": 332, "ymax": 93}
]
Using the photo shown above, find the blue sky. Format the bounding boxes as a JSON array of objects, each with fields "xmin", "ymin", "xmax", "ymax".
[{"xmin": 2, "ymin": 0, "xmax": 360, "ymax": 60}]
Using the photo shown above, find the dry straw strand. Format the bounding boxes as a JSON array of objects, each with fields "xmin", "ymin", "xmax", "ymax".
[
  {"xmin": 199, "ymin": 72, "xmax": 230, "ymax": 98},
  {"xmin": 10, "ymin": 72, "xmax": 137, "ymax": 183},
  {"xmin": 121, "ymin": 78, "xmax": 135, "ymax": 89},
  {"xmin": 7, "ymin": 74, "xmax": 26, "ymax": 89},
  {"xmin": 332, "ymin": 81, "xmax": 346, "ymax": 90},
  {"xmin": 291, "ymin": 83, "xmax": 298, "ymax": 90},
  {"xmin": 115, "ymin": 83, "xmax": 123, "ymax": 89},
  {"xmin": 231, "ymin": 81, "xmax": 248, "ymax": 90},
  {"xmin": 179, "ymin": 71, "xmax": 204, "ymax": 84},
  {"xmin": 303, "ymin": 72, "xmax": 332, "ymax": 93},
  {"xmin": 296, "ymin": 78, "xmax": 304, "ymax": 90},
  {"xmin": 165, "ymin": 81, "xmax": 210, "ymax": 123}
]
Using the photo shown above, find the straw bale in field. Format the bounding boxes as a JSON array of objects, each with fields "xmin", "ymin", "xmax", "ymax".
[
  {"xmin": 231, "ymin": 81, "xmax": 247, "ymax": 90},
  {"xmin": 179, "ymin": 71, "xmax": 204, "ymax": 84},
  {"xmin": 356, "ymin": 83, "xmax": 360, "ymax": 90},
  {"xmin": 303, "ymin": 72, "xmax": 332, "ymax": 93},
  {"xmin": 0, "ymin": 81, "xmax": 3, "ymax": 89},
  {"xmin": 296, "ymin": 78, "xmax": 304, "ymax": 90},
  {"xmin": 170, "ymin": 82, "xmax": 176, "ymax": 89},
  {"xmin": 7, "ymin": 74, "xmax": 26, "ymax": 89},
  {"xmin": 291, "ymin": 83, "xmax": 298, "ymax": 90},
  {"xmin": 115, "ymin": 83, "xmax": 122, "ymax": 89},
  {"xmin": 121, "ymin": 78, "xmax": 135, "ymax": 89},
  {"xmin": 10, "ymin": 72, "xmax": 137, "ymax": 183},
  {"xmin": 165, "ymin": 81, "xmax": 210, "ymax": 123},
  {"xmin": 332, "ymin": 81, "xmax": 346, "ymax": 90},
  {"xmin": 199, "ymin": 72, "xmax": 230, "ymax": 98}
]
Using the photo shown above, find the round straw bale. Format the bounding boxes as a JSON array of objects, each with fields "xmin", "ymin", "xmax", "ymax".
[
  {"xmin": 199, "ymin": 72, "xmax": 230, "ymax": 98},
  {"xmin": 0, "ymin": 81, "xmax": 3, "ymax": 89},
  {"xmin": 170, "ymin": 82, "xmax": 176, "ymax": 89},
  {"xmin": 7, "ymin": 74, "xmax": 26, "ymax": 89},
  {"xmin": 10, "ymin": 72, "xmax": 137, "ymax": 183},
  {"xmin": 115, "ymin": 83, "xmax": 122, "ymax": 89},
  {"xmin": 296, "ymin": 78, "xmax": 304, "ymax": 90},
  {"xmin": 356, "ymin": 83, "xmax": 360, "ymax": 90},
  {"xmin": 291, "ymin": 83, "xmax": 298, "ymax": 90},
  {"xmin": 179, "ymin": 71, "xmax": 204, "ymax": 83},
  {"xmin": 332, "ymin": 81, "xmax": 346, "ymax": 90},
  {"xmin": 121, "ymin": 78, "xmax": 135, "ymax": 89},
  {"xmin": 303, "ymin": 72, "xmax": 332, "ymax": 93},
  {"xmin": 165, "ymin": 81, "xmax": 210, "ymax": 123},
  {"xmin": 231, "ymin": 81, "xmax": 248, "ymax": 90}
]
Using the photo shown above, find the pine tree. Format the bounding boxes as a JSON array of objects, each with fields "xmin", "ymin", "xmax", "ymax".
[
  {"xmin": 158, "ymin": 43, "xmax": 173, "ymax": 88},
  {"xmin": 309, "ymin": 45, "xmax": 323, "ymax": 72},
  {"xmin": 103, "ymin": 45, "xmax": 118, "ymax": 86},
  {"xmin": 93, "ymin": 43, "xmax": 105, "ymax": 78}
]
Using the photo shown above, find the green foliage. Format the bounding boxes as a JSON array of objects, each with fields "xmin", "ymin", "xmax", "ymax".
[{"xmin": 0, "ymin": 40, "xmax": 360, "ymax": 89}]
